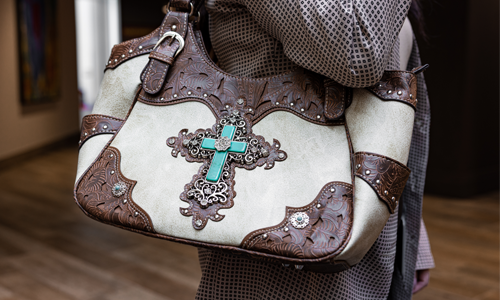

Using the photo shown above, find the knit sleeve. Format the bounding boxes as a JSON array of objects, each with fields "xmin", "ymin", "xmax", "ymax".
[
  {"xmin": 415, "ymin": 219, "xmax": 436, "ymax": 270},
  {"xmin": 242, "ymin": 0, "xmax": 411, "ymax": 88}
]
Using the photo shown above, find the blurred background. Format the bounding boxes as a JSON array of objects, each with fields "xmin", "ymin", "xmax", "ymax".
[{"xmin": 0, "ymin": 0, "xmax": 498, "ymax": 299}]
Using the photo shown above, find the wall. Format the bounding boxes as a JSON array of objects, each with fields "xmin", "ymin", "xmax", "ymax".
[
  {"xmin": 0, "ymin": 0, "xmax": 79, "ymax": 161},
  {"xmin": 419, "ymin": 0, "xmax": 499, "ymax": 196}
]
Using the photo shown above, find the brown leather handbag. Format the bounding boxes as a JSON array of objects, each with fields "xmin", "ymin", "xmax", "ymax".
[{"xmin": 74, "ymin": 1, "xmax": 427, "ymax": 273}]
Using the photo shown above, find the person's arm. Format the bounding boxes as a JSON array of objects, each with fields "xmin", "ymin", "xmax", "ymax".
[
  {"xmin": 413, "ymin": 219, "xmax": 435, "ymax": 293},
  {"xmin": 242, "ymin": 0, "xmax": 412, "ymax": 87}
]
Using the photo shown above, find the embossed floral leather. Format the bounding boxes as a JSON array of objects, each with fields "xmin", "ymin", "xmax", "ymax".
[{"xmin": 74, "ymin": 3, "xmax": 426, "ymax": 273}]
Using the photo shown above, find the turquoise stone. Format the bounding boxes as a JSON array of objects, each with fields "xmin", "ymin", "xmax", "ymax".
[
  {"xmin": 114, "ymin": 185, "xmax": 121, "ymax": 191},
  {"xmin": 201, "ymin": 125, "xmax": 248, "ymax": 182},
  {"xmin": 297, "ymin": 216, "xmax": 303, "ymax": 222}
]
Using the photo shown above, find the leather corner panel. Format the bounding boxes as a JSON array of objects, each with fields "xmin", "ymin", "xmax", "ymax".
[
  {"xmin": 240, "ymin": 182, "xmax": 353, "ymax": 261},
  {"xmin": 367, "ymin": 70, "xmax": 418, "ymax": 110},
  {"xmin": 353, "ymin": 152, "xmax": 411, "ymax": 213},
  {"xmin": 79, "ymin": 114, "xmax": 123, "ymax": 149},
  {"xmin": 75, "ymin": 146, "xmax": 155, "ymax": 232}
]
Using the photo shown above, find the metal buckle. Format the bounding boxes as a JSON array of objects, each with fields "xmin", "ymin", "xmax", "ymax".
[{"xmin": 153, "ymin": 31, "xmax": 185, "ymax": 57}]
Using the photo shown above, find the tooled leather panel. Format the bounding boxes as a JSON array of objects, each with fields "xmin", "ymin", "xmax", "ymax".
[
  {"xmin": 79, "ymin": 114, "xmax": 123, "ymax": 149},
  {"xmin": 240, "ymin": 182, "xmax": 353, "ymax": 260},
  {"xmin": 367, "ymin": 70, "xmax": 418, "ymax": 110},
  {"xmin": 75, "ymin": 147, "xmax": 154, "ymax": 232},
  {"xmin": 104, "ymin": 13, "xmax": 186, "ymax": 71},
  {"xmin": 141, "ymin": 12, "xmax": 189, "ymax": 94},
  {"xmin": 138, "ymin": 24, "xmax": 346, "ymax": 125},
  {"xmin": 353, "ymin": 152, "xmax": 411, "ymax": 213},
  {"xmin": 324, "ymin": 78, "xmax": 347, "ymax": 120},
  {"xmin": 166, "ymin": 111, "xmax": 287, "ymax": 230}
]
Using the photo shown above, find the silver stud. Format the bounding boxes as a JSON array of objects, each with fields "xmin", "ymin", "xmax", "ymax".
[
  {"xmin": 123, "ymin": 199, "xmax": 127, "ymax": 204},
  {"xmin": 108, "ymin": 60, "xmax": 112, "ymax": 64},
  {"xmin": 330, "ymin": 187, "xmax": 335, "ymax": 192},
  {"xmin": 278, "ymin": 153, "xmax": 285, "ymax": 159},
  {"xmin": 134, "ymin": 211, "xmax": 139, "ymax": 217},
  {"xmin": 92, "ymin": 128, "xmax": 96, "ymax": 131},
  {"xmin": 184, "ymin": 209, "xmax": 188, "ymax": 214},
  {"xmin": 121, "ymin": 54, "xmax": 125, "ymax": 58},
  {"xmin": 103, "ymin": 125, "xmax": 108, "ymax": 129},
  {"xmin": 129, "ymin": 49, "xmax": 133, "ymax": 53},
  {"xmin": 237, "ymin": 98, "xmax": 244, "ymax": 105},
  {"xmin": 187, "ymin": 91, "xmax": 192, "ymax": 95},
  {"xmin": 203, "ymin": 93, "xmax": 208, "ymax": 97},
  {"xmin": 168, "ymin": 138, "xmax": 175, "ymax": 144},
  {"xmin": 290, "ymin": 103, "xmax": 294, "ymax": 106},
  {"xmin": 284, "ymin": 227, "xmax": 289, "ymax": 232},
  {"xmin": 376, "ymin": 179, "xmax": 380, "ymax": 184},
  {"xmin": 171, "ymin": 24, "xmax": 177, "ymax": 31},
  {"xmin": 397, "ymin": 90, "xmax": 402, "ymax": 95},
  {"xmin": 276, "ymin": 102, "xmax": 279, "ymax": 105},
  {"xmin": 111, "ymin": 170, "xmax": 115, "ymax": 175},
  {"xmin": 317, "ymin": 115, "xmax": 321, "ymax": 119},
  {"xmin": 262, "ymin": 233, "xmax": 268, "ymax": 239},
  {"xmin": 215, "ymin": 214, "xmax": 219, "ymax": 219},
  {"xmin": 248, "ymin": 108, "xmax": 253, "ymax": 112},
  {"xmin": 316, "ymin": 203, "xmax": 321, "ymax": 208},
  {"xmin": 110, "ymin": 154, "xmax": 113, "ymax": 158},
  {"xmin": 356, "ymin": 164, "xmax": 361, "ymax": 169},
  {"xmin": 387, "ymin": 90, "xmax": 392, "ymax": 94},
  {"xmin": 114, "ymin": 59, "xmax": 118, "ymax": 62},
  {"xmin": 225, "ymin": 105, "xmax": 229, "ymax": 109},
  {"xmin": 410, "ymin": 94, "xmax": 413, "ymax": 99},
  {"xmin": 173, "ymin": 94, "xmax": 178, "ymax": 98},
  {"xmin": 84, "ymin": 132, "xmax": 88, "ymax": 136},
  {"xmin": 295, "ymin": 265, "xmax": 304, "ymax": 270},
  {"xmin": 365, "ymin": 170, "xmax": 371, "ymax": 175},
  {"xmin": 391, "ymin": 196, "xmax": 396, "ymax": 201},
  {"xmin": 138, "ymin": 46, "xmax": 143, "ymax": 50},
  {"xmin": 195, "ymin": 220, "xmax": 202, "ymax": 227},
  {"xmin": 300, "ymin": 108, "xmax": 305, "ymax": 112},
  {"xmin": 384, "ymin": 190, "xmax": 389, "ymax": 195},
  {"xmin": 79, "ymin": 140, "xmax": 81, "ymax": 143},
  {"xmin": 379, "ymin": 84, "xmax": 382, "ymax": 87}
]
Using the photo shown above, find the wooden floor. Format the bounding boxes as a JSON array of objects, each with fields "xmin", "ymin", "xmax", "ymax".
[{"xmin": 0, "ymin": 145, "xmax": 497, "ymax": 300}]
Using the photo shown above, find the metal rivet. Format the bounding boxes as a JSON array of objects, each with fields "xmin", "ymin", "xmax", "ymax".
[
  {"xmin": 129, "ymin": 49, "xmax": 133, "ymax": 53},
  {"xmin": 284, "ymin": 227, "xmax": 289, "ymax": 232},
  {"xmin": 134, "ymin": 211, "xmax": 139, "ymax": 217},
  {"xmin": 203, "ymin": 93, "xmax": 208, "ymax": 97},
  {"xmin": 111, "ymin": 170, "xmax": 115, "ymax": 174},
  {"xmin": 225, "ymin": 105, "xmax": 229, "ymax": 109},
  {"xmin": 173, "ymin": 94, "xmax": 178, "ymax": 98},
  {"xmin": 184, "ymin": 209, "xmax": 188, "ymax": 214},
  {"xmin": 397, "ymin": 90, "xmax": 402, "ymax": 95},
  {"xmin": 290, "ymin": 103, "xmax": 294, "ymax": 106},
  {"xmin": 295, "ymin": 265, "xmax": 304, "ymax": 270},
  {"xmin": 103, "ymin": 125, "xmax": 108, "ymax": 129},
  {"xmin": 379, "ymin": 84, "xmax": 382, "ymax": 87},
  {"xmin": 92, "ymin": 128, "xmax": 96, "ymax": 131},
  {"xmin": 262, "ymin": 233, "xmax": 268, "ymax": 239},
  {"xmin": 187, "ymin": 91, "xmax": 192, "ymax": 95},
  {"xmin": 195, "ymin": 220, "xmax": 202, "ymax": 226},
  {"xmin": 317, "ymin": 115, "xmax": 321, "ymax": 119},
  {"xmin": 169, "ymin": 138, "xmax": 175, "ymax": 144},
  {"xmin": 387, "ymin": 90, "xmax": 392, "ymax": 94},
  {"xmin": 79, "ymin": 140, "xmax": 81, "ymax": 143},
  {"xmin": 108, "ymin": 60, "xmax": 112, "ymax": 64},
  {"xmin": 410, "ymin": 94, "xmax": 413, "ymax": 99},
  {"xmin": 139, "ymin": 46, "xmax": 143, "ymax": 50},
  {"xmin": 110, "ymin": 154, "xmax": 113, "ymax": 158},
  {"xmin": 249, "ymin": 108, "xmax": 253, "ymax": 112},
  {"xmin": 356, "ymin": 164, "xmax": 361, "ymax": 169},
  {"xmin": 276, "ymin": 102, "xmax": 280, "ymax": 105},
  {"xmin": 392, "ymin": 196, "xmax": 396, "ymax": 201},
  {"xmin": 384, "ymin": 190, "xmax": 389, "ymax": 195},
  {"xmin": 121, "ymin": 54, "xmax": 125, "ymax": 58},
  {"xmin": 114, "ymin": 59, "xmax": 118, "ymax": 62},
  {"xmin": 160, "ymin": 97, "xmax": 165, "ymax": 101},
  {"xmin": 376, "ymin": 179, "xmax": 381, "ymax": 184},
  {"xmin": 278, "ymin": 153, "xmax": 285, "ymax": 159},
  {"xmin": 316, "ymin": 203, "xmax": 321, "ymax": 208},
  {"xmin": 215, "ymin": 214, "xmax": 219, "ymax": 219},
  {"xmin": 365, "ymin": 170, "xmax": 371, "ymax": 175},
  {"xmin": 330, "ymin": 187, "xmax": 335, "ymax": 192},
  {"xmin": 84, "ymin": 132, "xmax": 88, "ymax": 136},
  {"xmin": 300, "ymin": 108, "xmax": 305, "ymax": 112},
  {"xmin": 123, "ymin": 199, "xmax": 127, "ymax": 204},
  {"xmin": 171, "ymin": 25, "xmax": 177, "ymax": 31}
]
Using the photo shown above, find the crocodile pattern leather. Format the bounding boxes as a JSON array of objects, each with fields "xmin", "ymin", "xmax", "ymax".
[{"xmin": 353, "ymin": 152, "xmax": 411, "ymax": 213}]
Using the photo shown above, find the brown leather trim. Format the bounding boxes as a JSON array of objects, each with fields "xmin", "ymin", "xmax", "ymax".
[
  {"xmin": 79, "ymin": 114, "xmax": 124, "ymax": 149},
  {"xmin": 75, "ymin": 146, "xmax": 155, "ymax": 232},
  {"xmin": 353, "ymin": 152, "xmax": 411, "ymax": 213},
  {"xmin": 240, "ymin": 182, "xmax": 353, "ymax": 261},
  {"xmin": 366, "ymin": 70, "xmax": 418, "ymax": 110},
  {"xmin": 324, "ymin": 78, "xmax": 346, "ymax": 120},
  {"xmin": 141, "ymin": 11, "xmax": 189, "ymax": 94},
  {"xmin": 170, "ymin": 0, "xmax": 192, "ymax": 11}
]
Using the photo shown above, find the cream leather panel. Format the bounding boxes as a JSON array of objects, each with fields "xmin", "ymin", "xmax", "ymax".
[{"xmin": 111, "ymin": 101, "xmax": 351, "ymax": 246}]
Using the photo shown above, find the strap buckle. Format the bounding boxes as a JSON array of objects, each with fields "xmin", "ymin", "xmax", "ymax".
[{"xmin": 153, "ymin": 31, "xmax": 185, "ymax": 57}]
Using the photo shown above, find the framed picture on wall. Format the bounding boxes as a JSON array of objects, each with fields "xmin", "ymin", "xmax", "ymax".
[{"xmin": 17, "ymin": 0, "xmax": 59, "ymax": 105}]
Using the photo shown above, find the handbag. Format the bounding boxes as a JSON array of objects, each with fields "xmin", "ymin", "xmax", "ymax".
[{"xmin": 74, "ymin": 0, "xmax": 427, "ymax": 273}]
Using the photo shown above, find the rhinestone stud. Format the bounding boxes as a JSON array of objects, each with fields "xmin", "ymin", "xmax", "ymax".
[
  {"xmin": 365, "ymin": 170, "xmax": 371, "ymax": 175},
  {"xmin": 278, "ymin": 153, "xmax": 285, "ymax": 159},
  {"xmin": 290, "ymin": 212, "xmax": 309, "ymax": 229},
  {"xmin": 195, "ymin": 220, "xmax": 202, "ymax": 227},
  {"xmin": 237, "ymin": 98, "xmax": 244, "ymax": 105},
  {"xmin": 112, "ymin": 182, "xmax": 127, "ymax": 197},
  {"xmin": 169, "ymin": 138, "xmax": 175, "ymax": 144}
]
